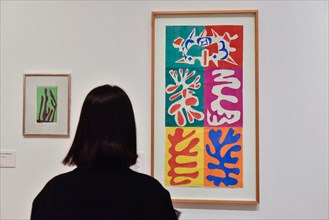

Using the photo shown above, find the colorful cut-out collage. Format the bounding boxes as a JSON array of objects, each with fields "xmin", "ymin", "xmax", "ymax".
[{"xmin": 165, "ymin": 25, "xmax": 244, "ymax": 188}]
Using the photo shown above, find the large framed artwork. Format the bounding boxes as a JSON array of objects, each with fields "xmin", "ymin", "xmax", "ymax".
[
  {"xmin": 23, "ymin": 74, "xmax": 71, "ymax": 137},
  {"xmin": 151, "ymin": 10, "xmax": 259, "ymax": 203}
]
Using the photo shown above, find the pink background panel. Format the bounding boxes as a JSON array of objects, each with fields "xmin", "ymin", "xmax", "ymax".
[{"xmin": 204, "ymin": 68, "xmax": 243, "ymax": 127}]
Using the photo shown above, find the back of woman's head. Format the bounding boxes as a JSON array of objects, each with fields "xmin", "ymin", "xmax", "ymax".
[{"xmin": 63, "ymin": 85, "xmax": 137, "ymax": 168}]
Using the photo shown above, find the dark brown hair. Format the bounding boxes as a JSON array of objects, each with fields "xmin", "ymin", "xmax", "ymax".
[{"xmin": 63, "ymin": 85, "xmax": 137, "ymax": 168}]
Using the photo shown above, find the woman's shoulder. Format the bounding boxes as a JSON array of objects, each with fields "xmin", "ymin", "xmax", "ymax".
[
  {"xmin": 126, "ymin": 169, "xmax": 169, "ymax": 192},
  {"xmin": 43, "ymin": 168, "xmax": 166, "ymax": 193},
  {"xmin": 128, "ymin": 169, "xmax": 161, "ymax": 184},
  {"xmin": 32, "ymin": 170, "xmax": 76, "ymax": 209},
  {"xmin": 41, "ymin": 169, "xmax": 78, "ymax": 189}
]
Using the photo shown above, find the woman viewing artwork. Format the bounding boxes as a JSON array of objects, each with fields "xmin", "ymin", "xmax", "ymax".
[{"xmin": 31, "ymin": 84, "xmax": 178, "ymax": 220}]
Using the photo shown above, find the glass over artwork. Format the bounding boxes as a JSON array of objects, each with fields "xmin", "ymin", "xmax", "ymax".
[
  {"xmin": 164, "ymin": 25, "xmax": 244, "ymax": 188},
  {"xmin": 36, "ymin": 86, "xmax": 58, "ymax": 123},
  {"xmin": 152, "ymin": 10, "xmax": 259, "ymax": 203},
  {"xmin": 23, "ymin": 74, "xmax": 70, "ymax": 137}
]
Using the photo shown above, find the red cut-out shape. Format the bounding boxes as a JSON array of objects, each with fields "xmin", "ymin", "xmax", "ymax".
[
  {"xmin": 185, "ymin": 97, "xmax": 197, "ymax": 106},
  {"xmin": 182, "ymin": 89, "xmax": 187, "ymax": 98},
  {"xmin": 167, "ymin": 128, "xmax": 200, "ymax": 185},
  {"xmin": 189, "ymin": 109, "xmax": 203, "ymax": 120},
  {"xmin": 173, "ymin": 37, "xmax": 183, "ymax": 46},
  {"xmin": 176, "ymin": 110, "xmax": 185, "ymax": 126},
  {"xmin": 169, "ymin": 92, "xmax": 181, "ymax": 101},
  {"xmin": 166, "ymin": 84, "xmax": 179, "ymax": 93},
  {"xmin": 169, "ymin": 103, "xmax": 181, "ymax": 114}
]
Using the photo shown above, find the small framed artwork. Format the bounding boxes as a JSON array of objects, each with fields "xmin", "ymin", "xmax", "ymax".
[
  {"xmin": 151, "ymin": 10, "xmax": 259, "ymax": 203},
  {"xmin": 23, "ymin": 74, "xmax": 71, "ymax": 137}
]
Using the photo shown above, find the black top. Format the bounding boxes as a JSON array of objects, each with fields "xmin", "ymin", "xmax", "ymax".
[{"xmin": 31, "ymin": 167, "xmax": 178, "ymax": 220}]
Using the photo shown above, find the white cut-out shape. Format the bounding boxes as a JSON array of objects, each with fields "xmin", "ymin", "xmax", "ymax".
[
  {"xmin": 174, "ymin": 28, "xmax": 239, "ymax": 67},
  {"xmin": 166, "ymin": 68, "xmax": 204, "ymax": 126},
  {"xmin": 207, "ymin": 69, "xmax": 241, "ymax": 126}
]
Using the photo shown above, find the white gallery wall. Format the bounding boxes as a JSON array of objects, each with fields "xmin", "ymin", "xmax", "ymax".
[{"xmin": 0, "ymin": 1, "xmax": 328, "ymax": 219}]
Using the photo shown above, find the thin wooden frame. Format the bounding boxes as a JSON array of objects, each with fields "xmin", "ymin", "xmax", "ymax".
[
  {"xmin": 151, "ymin": 10, "xmax": 259, "ymax": 204},
  {"xmin": 23, "ymin": 74, "xmax": 71, "ymax": 137}
]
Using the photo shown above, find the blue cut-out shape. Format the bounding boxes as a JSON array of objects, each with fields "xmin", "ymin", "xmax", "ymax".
[
  {"xmin": 218, "ymin": 40, "xmax": 229, "ymax": 60},
  {"xmin": 197, "ymin": 37, "xmax": 212, "ymax": 47},
  {"xmin": 185, "ymin": 39, "xmax": 195, "ymax": 50},
  {"xmin": 205, "ymin": 128, "xmax": 242, "ymax": 187}
]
